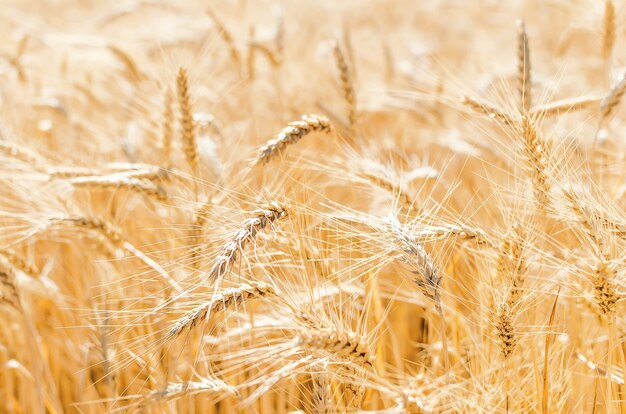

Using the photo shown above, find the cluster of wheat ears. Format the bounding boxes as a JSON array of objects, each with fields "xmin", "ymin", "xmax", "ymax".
[{"xmin": 1, "ymin": 0, "xmax": 626, "ymax": 413}]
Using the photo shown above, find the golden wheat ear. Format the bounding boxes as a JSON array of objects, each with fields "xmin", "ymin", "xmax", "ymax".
[
  {"xmin": 333, "ymin": 41, "xmax": 357, "ymax": 137},
  {"xmin": 176, "ymin": 67, "xmax": 198, "ymax": 173},
  {"xmin": 167, "ymin": 282, "xmax": 278, "ymax": 339},
  {"xmin": 516, "ymin": 20, "xmax": 532, "ymax": 113},
  {"xmin": 252, "ymin": 115, "xmax": 333, "ymax": 166},
  {"xmin": 209, "ymin": 203, "xmax": 288, "ymax": 281}
]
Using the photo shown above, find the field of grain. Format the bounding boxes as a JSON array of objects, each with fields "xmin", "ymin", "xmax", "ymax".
[{"xmin": 0, "ymin": 0, "xmax": 624, "ymax": 412}]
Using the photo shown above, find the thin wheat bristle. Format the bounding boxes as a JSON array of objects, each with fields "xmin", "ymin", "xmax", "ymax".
[
  {"xmin": 333, "ymin": 42, "xmax": 357, "ymax": 136},
  {"xmin": 517, "ymin": 20, "xmax": 532, "ymax": 113},
  {"xmin": 254, "ymin": 115, "xmax": 332, "ymax": 165},
  {"xmin": 168, "ymin": 282, "xmax": 277, "ymax": 338},
  {"xmin": 176, "ymin": 67, "xmax": 198, "ymax": 171},
  {"xmin": 521, "ymin": 115, "xmax": 552, "ymax": 209},
  {"xmin": 311, "ymin": 370, "xmax": 331, "ymax": 414},
  {"xmin": 602, "ymin": 0, "xmax": 616, "ymax": 61},
  {"xmin": 209, "ymin": 203, "xmax": 287, "ymax": 280},
  {"xmin": 460, "ymin": 95, "xmax": 514, "ymax": 125}
]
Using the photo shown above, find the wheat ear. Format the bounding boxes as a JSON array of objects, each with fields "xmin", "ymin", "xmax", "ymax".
[
  {"xmin": 167, "ymin": 282, "xmax": 277, "ymax": 338},
  {"xmin": 144, "ymin": 379, "xmax": 237, "ymax": 403},
  {"xmin": 600, "ymin": 71, "xmax": 626, "ymax": 124},
  {"xmin": 53, "ymin": 216, "xmax": 182, "ymax": 293},
  {"xmin": 460, "ymin": 96, "xmax": 514, "ymax": 125},
  {"xmin": 176, "ymin": 67, "xmax": 198, "ymax": 172},
  {"xmin": 386, "ymin": 217, "xmax": 442, "ymax": 314},
  {"xmin": 296, "ymin": 327, "xmax": 373, "ymax": 367},
  {"xmin": 602, "ymin": 0, "xmax": 616, "ymax": 61},
  {"xmin": 206, "ymin": 9, "xmax": 241, "ymax": 71},
  {"xmin": 521, "ymin": 115, "xmax": 552, "ymax": 209},
  {"xmin": 209, "ymin": 203, "xmax": 287, "ymax": 281},
  {"xmin": 592, "ymin": 260, "xmax": 619, "ymax": 316},
  {"xmin": 517, "ymin": 20, "xmax": 531, "ymax": 113},
  {"xmin": 1, "ymin": 248, "xmax": 39, "ymax": 278},
  {"xmin": 311, "ymin": 371, "xmax": 331, "ymax": 414},
  {"xmin": 359, "ymin": 170, "xmax": 419, "ymax": 214},
  {"xmin": 0, "ymin": 265, "xmax": 20, "ymax": 309},
  {"xmin": 494, "ymin": 224, "xmax": 528, "ymax": 360},
  {"xmin": 531, "ymin": 95, "xmax": 602, "ymax": 117},
  {"xmin": 562, "ymin": 188, "xmax": 607, "ymax": 258},
  {"xmin": 333, "ymin": 42, "xmax": 357, "ymax": 136},
  {"xmin": 69, "ymin": 175, "xmax": 167, "ymax": 201},
  {"xmin": 254, "ymin": 115, "xmax": 332, "ymax": 165},
  {"xmin": 162, "ymin": 88, "xmax": 173, "ymax": 165}
]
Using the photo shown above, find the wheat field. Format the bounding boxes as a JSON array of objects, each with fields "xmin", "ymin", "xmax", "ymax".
[{"xmin": 0, "ymin": 0, "xmax": 624, "ymax": 412}]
